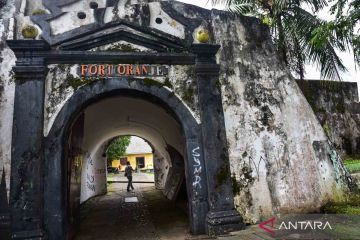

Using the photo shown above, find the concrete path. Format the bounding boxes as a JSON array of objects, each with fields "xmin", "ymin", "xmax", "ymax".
[
  {"xmin": 76, "ymin": 183, "xmax": 159, "ymax": 240},
  {"xmin": 75, "ymin": 183, "xmax": 274, "ymax": 240},
  {"xmin": 107, "ymin": 172, "xmax": 155, "ymax": 183}
]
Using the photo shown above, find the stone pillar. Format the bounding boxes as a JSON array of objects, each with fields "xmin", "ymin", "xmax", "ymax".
[
  {"xmin": 7, "ymin": 40, "xmax": 49, "ymax": 239},
  {"xmin": 192, "ymin": 44, "xmax": 244, "ymax": 235}
]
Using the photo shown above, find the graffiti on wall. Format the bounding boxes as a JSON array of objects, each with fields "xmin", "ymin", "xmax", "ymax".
[
  {"xmin": 248, "ymin": 156, "xmax": 264, "ymax": 181},
  {"xmin": 192, "ymin": 146, "xmax": 202, "ymax": 189},
  {"xmin": 85, "ymin": 152, "xmax": 96, "ymax": 192},
  {"xmin": 84, "ymin": 152, "xmax": 107, "ymax": 193},
  {"xmin": 247, "ymin": 154, "xmax": 282, "ymax": 181}
]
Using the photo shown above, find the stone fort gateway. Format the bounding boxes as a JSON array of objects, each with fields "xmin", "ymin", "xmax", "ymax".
[{"xmin": 0, "ymin": 0, "xmax": 357, "ymax": 239}]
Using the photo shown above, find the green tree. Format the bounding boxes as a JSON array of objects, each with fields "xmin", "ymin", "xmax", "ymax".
[
  {"xmin": 106, "ymin": 136, "xmax": 131, "ymax": 161},
  {"xmin": 311, "ymin": 0, "xmax": 359, "ymax": 69},
  {"xmin": 215, "ymin": 0, "xmax": 351, "ymax": 80}
]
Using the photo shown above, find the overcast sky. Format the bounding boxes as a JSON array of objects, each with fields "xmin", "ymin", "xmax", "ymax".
[{"xmin": 178, "ymin": 0, "xmax": 360, "ymax": 99}]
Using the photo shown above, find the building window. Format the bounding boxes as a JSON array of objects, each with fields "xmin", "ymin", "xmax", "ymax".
[
  {"xmin": 136, "ymin": 157, "xmax": 145, "ymax": 169},
  {"xmin": 120, "ymin": 157, "xmax": 127, "ymax": 165}
]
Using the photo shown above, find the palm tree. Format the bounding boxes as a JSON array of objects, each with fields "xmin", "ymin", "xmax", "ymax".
[
  {"xmin": 311, "ymin": 0, "xmax": 359, "ymax": 69},
  {"xmin": 213, "ymin": 0, "xmax": 350, "ymax": 80}
]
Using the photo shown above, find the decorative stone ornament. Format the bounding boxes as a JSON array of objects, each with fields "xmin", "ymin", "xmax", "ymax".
[
  {"xmin": 21, "ymin": 25, "xmax": 39, "ymax": 39},
  {"xmin": 196, "ymin": 29, "xmax": 210, "ymax": 43}
]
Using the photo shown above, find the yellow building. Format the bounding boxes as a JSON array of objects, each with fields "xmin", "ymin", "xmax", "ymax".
[{"xmin": 111, "ymin": 136, "xmax": 153, "ymax": 171}]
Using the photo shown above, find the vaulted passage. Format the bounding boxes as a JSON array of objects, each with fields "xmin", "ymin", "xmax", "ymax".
[
  {"xmin": 75, "ymin": 183, "xmax": 190, "ymax": 240},
  {"xmin": 44, "ymin": 79, "xmax": 210, "ymax": 239},
  {"xmin": 64, "ymin": 95, "xmax": 190, "ymax": 238},
  {"xmin": 73, "ymin": 96, "xmax": 187, "ymax": 203}
]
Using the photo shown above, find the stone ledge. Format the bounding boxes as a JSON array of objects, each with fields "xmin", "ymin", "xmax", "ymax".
[{"xmin": 206, "ymin": 209, "xmax": 245, "ymax": 236}]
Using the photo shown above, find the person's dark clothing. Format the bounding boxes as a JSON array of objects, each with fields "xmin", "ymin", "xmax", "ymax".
[
  {"xmin": 125, "ymin": 165, "xmax": 133, "ymax": 177},
  {"xmin": 127, "ymin": 176, "xmax": 134, "ymax": 192},
  {"xmin": 125, "ymin": 165, "xmax": 134, "ymax": 191}
]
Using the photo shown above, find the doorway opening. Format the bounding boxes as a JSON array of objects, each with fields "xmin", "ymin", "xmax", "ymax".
[
  {"xmin": 67, "ymin": 95, "xmax": 189, "ymax": 239},
  {"xmin": 75, "ymin": 132, "xmax": 188, "ymax": 239},
  {"xmin": 106, "ymin": 136, "xmax": 156, "ymax": 185},
  {"xmin": 44, "ymin": 80, "xmax": 207, "ymax": 239}
]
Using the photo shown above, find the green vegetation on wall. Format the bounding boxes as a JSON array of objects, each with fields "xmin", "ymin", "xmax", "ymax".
[
  {"xmin": 322, "ymin": 157, "xmax": 360, "ymax": 215},
  {"xmin": 322, "ymin": 194, "xmax": 360, "ymax": 214},
  {"xmin": 32, "ymin": 9, "xmax": 47, "ymax": 15},
  {"xmin": 142, "ymin": 78, "xmax": 164, "ymax": 88},
  {"xmin": 106, "ymin": 43, "xmax": 140, "ymax": 52}
]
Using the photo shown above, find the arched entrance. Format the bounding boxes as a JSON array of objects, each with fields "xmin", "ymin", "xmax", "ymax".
[
  {"xmin": 7, "ymin": 37, "xmax": 244, "ymax": 239},
  {"xmin": 44, "ymin": 78, "xmax": 208, "ymax": 239}
]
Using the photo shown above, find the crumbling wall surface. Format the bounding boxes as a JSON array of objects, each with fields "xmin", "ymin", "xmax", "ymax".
[
  {"xmin": 0, "ymin": 0, "xmax": 17, "ymax": 199},
  {"xmin": 210, "ymin": 11, "xmax": 351, "ymax": 223},
  {"xmin": 297, "ymin": 80, "xmax": 360, "ymax": 158}
]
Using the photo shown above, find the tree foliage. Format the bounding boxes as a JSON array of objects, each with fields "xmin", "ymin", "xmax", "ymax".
[
  {"xmin": 214, "ymin": 0, "xmax": 358, "ymax": 80},
  {"xmin": 311, "ymin": 0, "xmax": 359, "ymax": 68},
  {"xmin": 106, "ymin": 136, "xmax": 131, "ymax": 161}
]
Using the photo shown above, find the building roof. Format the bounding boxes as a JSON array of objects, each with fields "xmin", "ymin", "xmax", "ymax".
[{"xmin": 125, "ymin": 136, "xmax": 152, "ymax": 155}]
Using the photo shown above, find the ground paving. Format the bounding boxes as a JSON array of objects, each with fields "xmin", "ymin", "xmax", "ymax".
[
  {"xmin": 75, "ymin": 182, "xmax": 275, "ymax": 240},
  {"xmin": 107, "ymin": 172, "xmax": 155, "ymax": 182}
]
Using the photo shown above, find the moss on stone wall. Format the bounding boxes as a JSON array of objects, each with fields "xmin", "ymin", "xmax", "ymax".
[
  {"xmin": 163, "ymin": 77, "xmax": 172, "ymax": 88},
  {"xmin": 335, "ymin": 101, "xmax": 346, "ymax": 113},
  {"xmin": 67, "ymin": 76, "xmax": 91, "ymax": 90},
  {"xmin": 32, "ymin": 9, "xmax": 47, "ymax": 15},
  {"xmin": 297, "ymin": 81, "xmax": 318, "ymax": 112},
  {"xmin": 233, "ymin": 163, "xmax": 255, "ymax": 218},
  {"xmin": 244, "ymin": 81, "xmax": 279, "ymax": 108},
  {"xmin": 182, "ymin": 85, "xmax": 194, "ymax": 105},
  {"xmin": 105, "ymin": 43, "xmax": 140, "ymax": 52},
  {"xmin": 8, "ymin": 70, "xmax": 15, "ymax": 83},
  {"xmin": 220, "ymin": 77, "xmax": 240, "ymax": 107},
  {"xmin": 319, "ymin": 80, "xmax": 344, "ymax": 92},
  {"xmin": 239, "ymin": 165, "xmax": 255, "ymax": 189},
  {"xmin": 143, "ymin": 78, "xmax": 165, "ymax": 88},
  {"xmin": 323, "ymin": 121, "xmax": 331, "ymax": 137},
  {"xmin": 297, "ymin": 80, "xmax": 348, "ymax": 114},
  {"xmin": 232, "ymin": 173, "xmax": 241, "ymax": 195}
]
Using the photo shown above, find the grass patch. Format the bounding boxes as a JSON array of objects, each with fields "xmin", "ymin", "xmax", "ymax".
[
  {"xmin": 107, "ymin": 173, "xmax": 118, "ymax": 182},
  {"xmin": 323, "ymin": 205, "xmax": 360, "ymax": 214},
  {"xmin": 344, "ymin": 158, "xmax": 360, "ymax": 173},
  {"xmin": 322, "ymin": 193, "xmax": 360, "ymax": 214}
]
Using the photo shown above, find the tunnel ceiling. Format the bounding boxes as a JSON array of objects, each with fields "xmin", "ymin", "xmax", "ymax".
[{"xmin": 83, "ymin": 96, "xmax": 185, "ymax": 158}]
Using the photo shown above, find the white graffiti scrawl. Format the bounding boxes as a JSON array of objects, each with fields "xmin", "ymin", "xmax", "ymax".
[
  {"xmin": 192, "ymin": 146, "xmax": 202, "ymax": 189},
  {"xmin": 85, "ymin": 152, "xmax": 96, "ymax": 192}
]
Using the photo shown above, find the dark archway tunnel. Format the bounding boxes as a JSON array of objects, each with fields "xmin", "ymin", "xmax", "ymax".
[{"xmin": 44, "ymin": 79, "xmax": 208, "ymax": 239}]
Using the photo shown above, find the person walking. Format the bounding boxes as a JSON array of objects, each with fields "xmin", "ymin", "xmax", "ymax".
[{"xmin": 125, "ymin": 161, "xmax": 134, "ymax": 192}]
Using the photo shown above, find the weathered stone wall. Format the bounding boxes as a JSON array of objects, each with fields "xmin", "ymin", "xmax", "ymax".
[
  {"xmin": 209, "ymin": 11, "xmax": 352, "ymax": 223},
  {"xmin": 0, "ymin": 0, "xmax": 353, "ymax": 225},
  {"xmin": 44, "ymin": 64, "xmax": 199, "ymax": 137},
  {"xmin": 0, "ymin": 0, "xmax": 17, "ymax": 200},
  {"xmin": 297, "ymin": 80, "xmax": 360, "ymax": 159}
]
